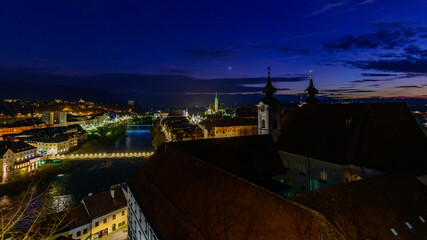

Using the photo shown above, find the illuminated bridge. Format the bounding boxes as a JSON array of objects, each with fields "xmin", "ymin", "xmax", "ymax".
[{"xmin": 47, "ymin": 152, "xmax": 154, "ymax": 161}]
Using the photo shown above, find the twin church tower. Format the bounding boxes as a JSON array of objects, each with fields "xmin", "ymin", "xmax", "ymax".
[{"xmin": 257, "ymin": 67, "xmax": 319, "ymax": 141}]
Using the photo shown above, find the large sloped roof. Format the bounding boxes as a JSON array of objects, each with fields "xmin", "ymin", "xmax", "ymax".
[
  {"xmin": 82, "ymin": 188, "xmax": 126, "ymax": 219},
  {"xmin": 168, "ymin": 135, "xmax": 285, "ymax": 180},
  {"xmin": 276, "ymin": 103, "xmax": 427, "ymax": 175},
  {"xmin": 128, "ymin": 146, "xmax": 345, "ymax": 240},
  {"xmin": 289, "ymin": 172, "xmax": 427, "ymax": 240}
]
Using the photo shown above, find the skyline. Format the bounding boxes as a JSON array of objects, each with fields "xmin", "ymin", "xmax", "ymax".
[{"xmin": 1, "ymin": 0, "xmax": 427, "ymax": 106}]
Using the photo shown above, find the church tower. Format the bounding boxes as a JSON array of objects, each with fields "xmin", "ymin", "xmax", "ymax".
[
  {"xmin": 214, "ymin": 92, "xmax": 219, "ymax": 113},
  {"xmin": 257, "ymin": 67, "xmax": 282, "ymax": 141},
  {"xmin": 302, "ymin": 70, "xmax": 321, "ymax": 105}
]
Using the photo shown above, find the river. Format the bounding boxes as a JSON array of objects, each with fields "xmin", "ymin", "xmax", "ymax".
[{"xmin": 47, "ymin": 129, "xmax": 153, "ymax": 212}]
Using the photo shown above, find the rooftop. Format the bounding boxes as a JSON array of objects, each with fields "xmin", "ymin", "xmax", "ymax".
[{"xmin": 276, "ymin": 102, "xmax": 427, "ymax": 175}]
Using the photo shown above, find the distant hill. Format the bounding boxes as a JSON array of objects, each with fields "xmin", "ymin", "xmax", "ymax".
[{"xmin": 0, "ymin": 81, "xmax": 126, "ymax": 103}]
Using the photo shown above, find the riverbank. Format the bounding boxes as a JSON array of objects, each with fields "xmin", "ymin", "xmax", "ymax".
[
  {"xmin": 0, "ymin": 123, "xmax": 128, "ymax": 197},
  {"xmin": 70, "ymin": 123, "xmax": 127, "ymax": 154},
  {"xmin": 0, "ymin": 161, "xmax": 74, "ymax": 196}
]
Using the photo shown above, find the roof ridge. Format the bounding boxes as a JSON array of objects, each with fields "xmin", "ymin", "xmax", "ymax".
[{"xmin": 168, "ymin": 147, "xmax": 346, "ymax": 239}]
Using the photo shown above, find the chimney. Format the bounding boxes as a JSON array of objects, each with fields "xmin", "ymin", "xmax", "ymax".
[
  {"xmin": 88, "ymin": 193, "xmax": 92, "ymax": 196},
  {"xmin": 111, "ymin": 189, "xmax": 115, "ymax": 199}
]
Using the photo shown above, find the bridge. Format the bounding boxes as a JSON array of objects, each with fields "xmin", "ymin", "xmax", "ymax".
[{"xmin": 47, "ymin": 151, "xmax": 154, "ymax": 161}]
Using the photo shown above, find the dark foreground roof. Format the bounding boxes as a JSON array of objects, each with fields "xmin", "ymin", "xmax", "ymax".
[
  {"xmin": 276, "ymin": 103, "xmax": 427, "ymax": 175},
  {"xmin": 82, "ymin": 188, "xmax": 126, "ymax": 219},
  {"xmin": 0, "ymin": 141, "xmax": 36, "ymax": 155},
  {"xmin": 168, "ymin": 135, "xmax": 285, "ymax": 180},
  {"xmin": 289, "ymin": 172, "xmax": 427, "ymax": 240},
  {"xmin": 128, "ymin": 145, "xmax": 345, "ymax": 240}
]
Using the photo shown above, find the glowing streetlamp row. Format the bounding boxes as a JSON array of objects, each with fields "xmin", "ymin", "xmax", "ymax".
[{"xmin": 52, "ymin": 152, "xmax": 154, "ymax": 158}]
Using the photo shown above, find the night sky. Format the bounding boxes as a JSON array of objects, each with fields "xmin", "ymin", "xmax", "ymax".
[{"xmin": 1, "ymin": 0, "xmax": 427, "ymax": 107}]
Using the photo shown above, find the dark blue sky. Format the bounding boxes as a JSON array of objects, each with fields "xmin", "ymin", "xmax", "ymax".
[{"xmin": 1, "ymin": 0, "xmax": 427, "ymax": 106}]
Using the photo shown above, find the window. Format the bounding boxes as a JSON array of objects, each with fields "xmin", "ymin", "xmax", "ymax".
[
  {"xmin": 122, "ymin": 211, "xmax": 125, "ymax": 216},
  {"xmin": 83, "ymin": 228, "xmax": 88, "ymax": 234},
  {"xmin": 390, "ymin": 228, "xmax": 398, "ymax": 236},
  {"xmin": 261, "ymin": 119, "xmax": 265, "ymax": 128},
  {"xmin": 77, "ymin": 231, "xmax": 81, "ymax": 237},
  {"xmin": 69, "ymin": 234, "xmax": 73, "ymax": 238},
  {"xmin": 113, "ymin": 214, "xmax": 116, "ymax": 220},
  {"xmin": 103, "ymin": 218, "xmax": 107, "ymax": 224},
  {"xmin": 139, "ymin": 210, "xmax": 142, "ymax": 223},
  {"xmin": 405, "ymin": 222, "xmax": 413, "ymax": 229},
  {"xmin": 299, "ymin": 165, "xmax": 306, "ymax": 175},
  {"xmin": 283, "ymin": 159, "xmax": 290, "ymax": 169},
  {"xmin": 95, "ymin": 221, "xmax": 99, "ymax": 227},
  {"xmin": 420, "ymin": 216, "xmax": 426, "ymax": 223},
  {"xmin": 320, "ymin": 171, "xmax": 328, "ymax": 182}
]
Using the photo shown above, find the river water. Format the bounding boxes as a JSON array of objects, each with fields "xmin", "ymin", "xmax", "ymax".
[{"xmin": 48, "ymin": 129, "xmax": 153, "ymax": 212}]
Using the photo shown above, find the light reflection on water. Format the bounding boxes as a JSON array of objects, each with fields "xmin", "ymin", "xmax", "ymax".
[{"xmin": 47, "ymin": 130, "xmax": 152, "ymax": 209}]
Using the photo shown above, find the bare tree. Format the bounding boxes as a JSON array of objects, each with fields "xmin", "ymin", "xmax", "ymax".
[{"xmin": 0, "ymin": 183, "xmax": 70, "ymax": 240}]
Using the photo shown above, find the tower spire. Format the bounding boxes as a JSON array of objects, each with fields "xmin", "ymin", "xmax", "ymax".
[
  {"xmin": 214, "ymin": 91, "xmax": 219, "ymax": 113},
  {"xmin": 263, "ymin": 66, "xmax": 276, "ymax": 97},
  {"xmin": 303, "ymin": 69, "xmax": 321, "ymax": 104}
]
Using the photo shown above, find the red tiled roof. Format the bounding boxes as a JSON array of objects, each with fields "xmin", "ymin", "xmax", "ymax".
[
  {"xmin": 276, "ymin": 103, "xmax": 427, "ymax": 175},
  {"xmin": 289, "ymin": 172, "xmax": 427, "ymax": 240},
  {"xmin": 128, "ymin": 145, "xmax": 345, "ymax": 240},
  {"xmin": 82, "ymin": 188, "xmax": 126, "ymax": 219}
]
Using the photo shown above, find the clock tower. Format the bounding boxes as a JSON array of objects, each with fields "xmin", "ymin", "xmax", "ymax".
[{"xmin": 257, "ymin": 67, "xmax": 282, "ymax": 141}]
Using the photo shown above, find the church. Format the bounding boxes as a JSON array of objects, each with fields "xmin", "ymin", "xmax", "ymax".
[{"xmin": 205, "ymin": 92, "xmax": 225, "ymax": 115}]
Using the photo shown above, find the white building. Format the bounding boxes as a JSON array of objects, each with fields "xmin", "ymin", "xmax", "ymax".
[
  {"xmin": 37, "ymin": 137, "xmax": 70, "ymax": 155},
  {"xmin": 0, "ymin": 142, "xmax": 41, "ymax": 182},
  {"xmin": 49, "ymin": 187, "xmax": 128, "ymax": 240},
  {"xmin": 256, "ymin": 67, "xmax": 282, "ymax": 141},
  {"xmin": 42, "ymin": 111, "xmax": 67, "ymax": 126}
]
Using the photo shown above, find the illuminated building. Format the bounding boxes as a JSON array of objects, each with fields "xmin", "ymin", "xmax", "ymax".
[
  {"xmin": 257, "ymin": 67, "xmax": 282, "ymax": 141},
  {"xmin": 42, "ymin": 111, "xmax": 67, "ymax": 126},
  {"xmin": 205, "ymin": 92, "xmax": 225, "ymax": 115},
  {"xmin": 49, "ymin": 188, "xmax": 127, "ymax": 240},
  {"xmin": 0, "ymin": 120, "xmax": 46, "ymax": 137},
  {"xmin": 202, "ymin": 117, "xmax": 257, "ymax": 138},
  {"xmin": 37, "ymin": 136, "xmax": 70, "ymax": 155},
  {"xmin": 0, "ymin": 142, "xmax": 41, "ymax": 182}
]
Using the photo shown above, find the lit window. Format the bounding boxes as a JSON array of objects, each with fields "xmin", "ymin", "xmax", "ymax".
[
  {"xmin": 405, "ymin": 222, "xmax": 412, "ymax": 229},
  {"xmin": 420, "ymin": 216, "xmax": 426, "ymax": 223},
  {"xmin": 320, "ymin": 171, "xmax": 328, "ymax": 182},
  {"xmin": 390, "ymin": 228, "xmax": 398, "ymax": 236},
  {"xmin": 299, "ymin": 165, "xmax": 306, "ymax": 175}
]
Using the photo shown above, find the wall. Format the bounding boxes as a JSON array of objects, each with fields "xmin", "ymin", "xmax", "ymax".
[
  {"xmin": 278, "ymin": 150, "xmax": 383, "ymax": 194},
  {"xmin": 127, "ymin": 187, "xmax": 159, "ymax": 240}
]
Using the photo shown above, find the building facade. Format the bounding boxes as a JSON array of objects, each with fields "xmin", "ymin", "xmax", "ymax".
[
  {"xmin": 257, "ymin": 67, "xmax": 282, "ymax": 141},
  {"xmin": 42, "ymin": 111, "xmax": 67, "ymax": 126},
  {"xmin": 50, "ymin": 188, "xmax": 128, "ymax": 240},
  {"xmin": 1, "ymin": 142, "xmax": 42, "ymax": 182},
  {"xmin": 37, "ymin": 137, "xmax": 70, "ymax": 155}
]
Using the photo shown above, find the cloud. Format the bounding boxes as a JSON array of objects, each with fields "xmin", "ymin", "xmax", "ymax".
[
  {"xmin": 359, "ymin": 0, "xmax": 375, "ymax": 5},
  {"xmin": 348, "ymin": 58, "xmax": 427, "ymax": 73},
  {"xmin": 307, "ymin": 1, "xmax": 346, "ymax": 16},
  {"xmin": 274, "ymin": 45, "xmax": 311, "ymax": 55},
  {"xmin": 324, "ymin": 22, "xmax": 425, "ymax": 52},
  {"xmin": 322, "ymin": 88, "xmax": 376, "ymax": 93},
  {"xmin": 351, "ymin": 79, "xmax": 386, "ymax": 83},
  {"xmin": 361, "ymin": 73, "xmax": 397, "ymax": 77},
  {"xmin": 395, "ymin": 85, "xmax": 423, "ymax": 89},
  {"xmin": 183, "ymin": 47, "xmax": 239, "ymax": 59},
  {"xmin": 162, "ymin": 68, "xmax": 191, "ymax": 74}
]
